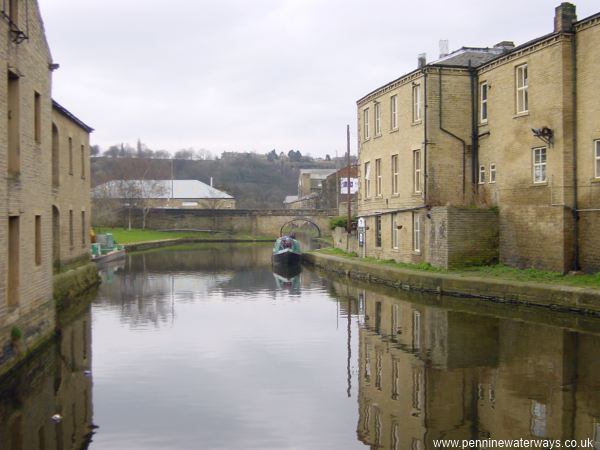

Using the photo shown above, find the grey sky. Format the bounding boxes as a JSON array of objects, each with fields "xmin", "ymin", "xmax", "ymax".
[{"xmin": 38, "ymin": 0, "xmax": 597, "ymax": 157}]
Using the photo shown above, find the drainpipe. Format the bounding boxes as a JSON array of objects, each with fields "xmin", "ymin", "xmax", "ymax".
[
  {"xmin": 469, "ymin": 61, "xmax": 479, "ymax": 187},
  {"xmin": 423, "ymin": 68, "xmax": 429, "ymax": 204},
  {"xmin": 438, "ymin": 68, "xmax": 467, "ymax": 203},
  {"xmin": 571, "ymin": 32, "xmax": 580, "ymax": 271}
]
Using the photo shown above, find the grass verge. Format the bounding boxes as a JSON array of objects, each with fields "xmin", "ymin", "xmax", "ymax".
[
  {"xmin": 315, "ymin": 247, "xmax": 600, "ymax": 289},
  {"xmin": 94, "ymin": 227, "xmax": 274, "ymax": 244}
]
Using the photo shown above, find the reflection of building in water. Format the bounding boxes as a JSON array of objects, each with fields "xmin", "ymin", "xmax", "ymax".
[
  {"xmin": 0, "ymin": 309, "xmax": 93, "ymax": 449},
  {"xmin": 355, "ymin": 289, "xmax": 600, "ymax": 449}
]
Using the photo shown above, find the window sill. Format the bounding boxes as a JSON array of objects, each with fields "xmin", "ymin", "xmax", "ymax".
[
  {"xmin": 412, "ymin": 192, "xmax": 423, "ymax": 197},
  {"xmin": 391, "ymin": 193, "xmax": 400, "ymax": 197},
  {"xmin": 513, "ymin": 112, "xmax": 529, "ymax": 119},
  {"xmin": 389, "ymin": 128, "xmax": 399, "ymax": 134},
  {"xmin": 489, "ymin": 181, "xmax": 496, "ymax": 184},
  {"xmin": 591, "ymin": 178, "xmax": 600, "ymax": 184},
  {"xmin": 363, "ymin": 138, "xmax": 371, "ymax": 143},
  {"xmin": 412, "ymin": 251, "xmax": 422, "ymax": 255},
  {"xmin": 532, "ymin": 181, "xmax": 548, "ymax": 186},
  {"xmin": 479, "ymin": 121, "xmax": 488, "ymax": 127},
  {"xmin": 411, "ymin": 120, "xmax": 423, "ymax": 126},
  {"xmin": 478, "ymin": 181, "xmax": 485, "ymax": 185}
]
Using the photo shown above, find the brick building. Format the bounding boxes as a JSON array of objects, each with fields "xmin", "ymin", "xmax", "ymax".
[
  {"xmin": 0, "ymin": 1, "xmax": 93, "ymax": 375},
  {"xmin": 356, "ymin": 3, "xmax": 600, "ymax": 272}
]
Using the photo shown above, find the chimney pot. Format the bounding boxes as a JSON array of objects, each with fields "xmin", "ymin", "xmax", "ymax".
[
  {"xmin": 418, "ymin": 53, "xmax": 427, "ymax": 68},
  {"xmin": 554, "ymin": 2, "xmax": 577, "ymax": 33}
]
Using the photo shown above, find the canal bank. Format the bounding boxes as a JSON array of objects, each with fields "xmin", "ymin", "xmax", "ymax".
[
  {"xmin": 123, "ymin": 237, "xmax": 273, "ymax": 253},
  {"xmin": 303, "ymin": 252, "xmax": 600, "ymax": 315}
]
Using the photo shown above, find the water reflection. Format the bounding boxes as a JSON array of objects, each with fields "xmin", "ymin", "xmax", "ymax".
[
  {"xmin": 0, "ymin": 308, "xmax": 94, "ymax": 450},
  {"xmin": 335, "ymin": 281, "xmax": 600, "ymax": 450}
]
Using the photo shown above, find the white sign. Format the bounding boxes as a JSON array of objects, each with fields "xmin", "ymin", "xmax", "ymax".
[
  {"xmin": 340, "ymin": 178, "xmax": 358, "ymax": 194},
  {"xmin": 357, "ymin": 217, "xmax": 365, "ymax": 229}
]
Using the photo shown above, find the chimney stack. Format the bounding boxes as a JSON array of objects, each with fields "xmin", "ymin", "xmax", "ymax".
[
  {"xmin": 554, "ymin": 2, "xmax": 577, "ymax": 33},
  {"xmin": 439, "ymin": 40, "xmax": 449, "ymax": 59},
  {"xmin": 418, "ymin": 53, "xmax": 427, "ymax": 68}
]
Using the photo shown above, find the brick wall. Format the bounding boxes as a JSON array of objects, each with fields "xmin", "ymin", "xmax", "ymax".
[
  {"xmin": 437, "ymin": 207, "xmax": 498, "ymax": 269},
  {"xmin": 93, "ymin": 208, "xmax": 333, "ymax": 238}
]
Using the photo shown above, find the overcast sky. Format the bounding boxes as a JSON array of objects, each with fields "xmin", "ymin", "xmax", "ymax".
[{"xmin": 38, "ymin": 0, "xmax": 597, "ymax": 158}]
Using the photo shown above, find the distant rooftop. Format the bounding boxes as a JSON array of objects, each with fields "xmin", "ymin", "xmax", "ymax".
[
  {"xmin": 299, "ymin": 168, "xmax": 337, "ymax": 179},
  {"xmin": 432, "ymin": 44, "xmax": 514, "ymax": 68},
  {"xmin": 94, "ymin": 179, "xmax": 233, "ymax": 199}
]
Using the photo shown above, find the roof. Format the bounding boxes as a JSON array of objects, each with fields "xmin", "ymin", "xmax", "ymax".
[
  {"xmin": 431, "ymin": 46, "xmax": 509, "ymax": 67},
  {"xmin": 94, "ymin": 179, "xmax": 234, "ymax": 199},
  {"xmin": 284, "ymin": 195, "xmax": 299, "ymax": 203},
  {"xmin": 52, "ymin": 100, "xmax": 94, "ymax": 133},
  {"xmin": 299, "ymin": 168, "xmax": 337, "ymax": 179}
]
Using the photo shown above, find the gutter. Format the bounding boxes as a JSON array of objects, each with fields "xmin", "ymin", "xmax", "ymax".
[
  {"xmin": 469, "ymin": 61, "xmax": 479, "ymax": 186},
  {"xmin": 423, "ymin": 68, "xmax": 429, "ymax": 203},
  {"xmin": 571, "ymin": 32, "xmax": 580, "ymax": 271}
]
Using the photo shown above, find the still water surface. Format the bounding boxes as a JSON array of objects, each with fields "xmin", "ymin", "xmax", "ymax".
[{"xmin": 1, "ymin": 243, "xmax": 599, "ymax": 450}]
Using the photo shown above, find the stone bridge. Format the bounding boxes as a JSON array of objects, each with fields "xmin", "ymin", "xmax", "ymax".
[{"xmin": 95, "ymin": 208, "xmax": 335, "ymax": 237}]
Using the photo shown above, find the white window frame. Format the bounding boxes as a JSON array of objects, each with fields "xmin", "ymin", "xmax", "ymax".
[
  {"xmin": 364, "ymin": 161, "xmax": 371, "ymax": 198},
  {"xmin": 480, "ymin": 81, "xmax": 488, "ymax": 123},
  {"xmin": 375, "ymin": 158, "xmax": 382, "ymax": 196},
  {"xmin": 595, "ymin": 140, "xmax": 600, "ymax": 179},
  {"xmin": 374, "ymin": 102, "xmax": 381, "ymax": 136},
  {"xmin": 392, "ymin": 214, "xmax": 398, "ymax": 249},
  {"xmin": 413, "ymin": 149, "xmax": 421, "ymax": 193},
  {"xmin": 489, "ymin": 163, "xmax": 496, "ymax": 183},
  {"xmin": 516, "ymin": 64, "xmax": 528, "ymax": 114},
  {"xmin": 533, "ymin": 147, "xmax": 547, "ymax": 184},
  {"xmin": 412, "ymin": 84, "xmax": 421, "ymax": 122},
  {"xmin": 412, "ymin": 212, "xmax": 420, "ymax": 253},
  {"xmin": 391, "ymin": 154, "xmax": 399, "ymax": 194},
  {"xmin": 363, "ymin": 108, "xmax": 370, "ymax": 140},
  {"xmin": 390, "ymin": 95, "xmax": 398, "ymax": 130},
  {"xmin": 478, "ymin": 165, "xmax": 486, "ymax": 184}
]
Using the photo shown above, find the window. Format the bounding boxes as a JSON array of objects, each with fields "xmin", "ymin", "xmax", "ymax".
[
  {"xmin": 533, "ymin": 147, "xmax": 547, "ymax": 183},
  {"xmin": 8, "ymin": 0, "xmax": 18, "ymax": 26},
  {"xmin": 412, "ymin": 212, "xmax": 420, "ymax": 253},
  {"xmin": 412, "ymin": 311, "xmax": 421, "ymax": 351},
  {"xmin": 479, "ymin": 165, "xmax": 486, "ymax": 184},
  {"xmin": 413, "ymin": 150, "xmax": 422, "ymax": 193},
  {"xmin": 8, "ymin": 216, "xmax": 19, "ymax": 307},
  {"xmin": 391, "ymin": 154, "xmax": 399, "ymax": 194},
  {"xmin": 69, "ymin": 209, "xmax": 74, "ymax": 249},
  {"xmin": 81, "ymin": 211, "xmax": 86, "ymax": 247},
  {"xmin": 480, "ymin": 81, "xmax": 488, "ymax": 123},
  {"xmin": 375, "ymin": 158, "xmax": 382, "ymax": 196},
  {"xmin": 516, "ymin": 64, "xmax": 528, "ymax": 114},
  {"xmin": 390, "ymin": 95, "xmax": 398, "ymax": 129},
  {"xmin": 80, "ymin": 145, "xmax": 86, "ymax": 179},
  {"xmin": 392, "ymin": 214, "xmax": 399, "ymax": 249},
  {"xmin": 375, "ymin": 215, "xmax": 382, "ymax": 247},
  {"xmin": 363, "ymin": 108, "xmax": 370, "ymax": 140},
  {"xmin": 412, "ymin": 84, "xmax": 421, "ymax": 122},
  {"xmin": 374, "ymin": 102, "xmax": 381, "ymax": 136},
  {"xmin": 595, "ymin": 140, "xmax": 600, "ymax": 179},
  {"xmin": 68, "ymin": 137, "xmax": 73, "ymax": 175},
  {"xmin": 490, "ymin": 163, "xmax": 496, "ymax": 183},
  {"xmin": 34, "ymin": 92, "xmax": 41, "ymax": 143},
  {"xmin": 8, "ymin": 71, "xmax": 20, "ymax": 174},
  {"xmin": 35, "ymin": 215, "xmax": 41, "ymax": 265},
  {"xmin": 364, "ymin": 162, "xmax": 371, "ymax": 198}
]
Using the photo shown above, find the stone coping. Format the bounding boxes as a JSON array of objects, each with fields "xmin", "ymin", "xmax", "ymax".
[{"xmin": 303, "ymin": 252, "xmax": 600, "ymax": 316}]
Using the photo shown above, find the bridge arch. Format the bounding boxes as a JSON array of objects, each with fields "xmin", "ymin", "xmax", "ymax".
[{"xmin": 280, "ymin": 217, "xmax": 321, "ymax": 238}]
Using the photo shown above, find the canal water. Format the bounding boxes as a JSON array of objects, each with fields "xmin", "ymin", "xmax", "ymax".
[{"xmin": 1, "ymin": 243, "xmax": 599, "ymax": 450}]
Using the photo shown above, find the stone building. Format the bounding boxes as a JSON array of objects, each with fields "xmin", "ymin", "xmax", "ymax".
[
  {"xmin": 320, "ymin": 166, "xmax": 358, "ymax": 216},
  {"xmin": 93, "ymin": 179, "xmax": 236, "ymax": 210},
  {"xmin": 284, "ymin": 168, "xmax": 338, "ymax": 210},
  {"xmin": 0, "ymin": 0, "xmax": 94, "ymax": 376},
  {"xmin": 356, "ymin": 3, "xmax": 600, "ymax": 272},
  {"xmin": 51, "ymin": 101, "xmax": 93, "ymax": 270}
]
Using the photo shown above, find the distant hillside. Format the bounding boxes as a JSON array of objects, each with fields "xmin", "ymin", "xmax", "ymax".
[{"xmin": 91, "ymin": 154, "xmax": 342, "ymax": 209}]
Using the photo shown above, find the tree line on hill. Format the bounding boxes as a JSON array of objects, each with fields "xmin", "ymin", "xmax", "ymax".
[{"xmin": 91, "ymin": 142, "xmax": 355, "ymax": 209}]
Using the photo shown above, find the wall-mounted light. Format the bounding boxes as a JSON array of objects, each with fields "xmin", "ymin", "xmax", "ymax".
[{"xmin": 532, "ymin": 127, "xmax": 553, "ymax": 146}]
